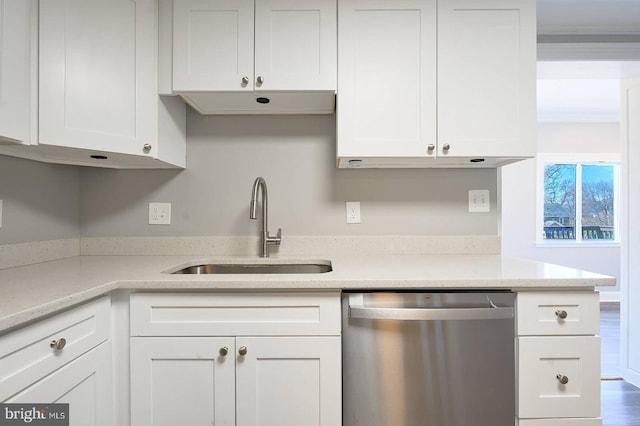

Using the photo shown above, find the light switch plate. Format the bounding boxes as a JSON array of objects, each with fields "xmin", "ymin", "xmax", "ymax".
[
  {"xmin": 468, "ymin": 190, "xmax": 490, "ymax": 213},
  {"xmin": 149, "ymin": 202, "xmax": 171, "ymax": 225}
]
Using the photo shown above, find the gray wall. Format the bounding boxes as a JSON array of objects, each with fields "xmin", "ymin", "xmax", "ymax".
[
  {"xmin": 80, "ymin": 112, "xmax": 499, "ymax": 237},
  {"xmin": 0, "ymin": 155, "xmax": 80, "ymax": 244}
]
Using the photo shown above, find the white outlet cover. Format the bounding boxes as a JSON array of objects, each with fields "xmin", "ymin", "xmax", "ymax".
[
  {"xmin": 149, "ymin": 202, "xmax": 172, "ymax": 225},
  {"xmin": 346, "ymin": 201, "xmax": 361, "ymax": 224},
  {"xmin": 468, "ymin": 190, "xmax": 490, "ymax": 213}
]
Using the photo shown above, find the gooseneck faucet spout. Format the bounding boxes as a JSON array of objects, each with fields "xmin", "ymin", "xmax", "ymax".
[{"xmin": 250, "ymin": 177, "xmax": 282, "ymax": 257}]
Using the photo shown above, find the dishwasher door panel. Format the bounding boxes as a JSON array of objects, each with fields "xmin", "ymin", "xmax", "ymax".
[{"xmin": 342, "ymin": 292, "xmax": 515, "ymax": 426}]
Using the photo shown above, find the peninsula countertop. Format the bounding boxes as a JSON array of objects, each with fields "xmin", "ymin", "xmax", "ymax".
[{"xmin": 0, "ymin": 254, "xmax": 615, "ymax": 332}]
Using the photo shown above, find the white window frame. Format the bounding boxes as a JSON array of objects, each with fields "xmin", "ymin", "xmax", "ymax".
[{"xmin": 536, "ymin": 153, "xmax": 621, "ymax": 247}]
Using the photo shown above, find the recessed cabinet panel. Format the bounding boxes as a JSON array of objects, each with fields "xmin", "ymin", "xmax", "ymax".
[
  {"xmin": 130, "ymin": 337, "xmax": 236, "ymax": 426},
  {"xmin": 518, "ymin": 336, "xmax": 600, "ymax": 419},
  {"xmin": 236, "ymin": 336, "xmax": 341, "ymax": 426},
  {"xmin": 39, "ymin": 0, "xmax": 154, "ymax": 156},
  {"xmin": 438, "ymin": 0, "xmax": 536, "ymax": 158},
  {"xmin": 254, "ymin": 0, "xmax": 336, "ymax": 91},
  {"xmin": 0, "ymin": 0, "xmax": 36, "ymax": 145},
  {"xmin": 4, "ymin": 342, "xmax": 113, "ymax": 426},
  {"xmin": 0, "ymin": 296, "xmax": 110, "ymax": 401},
  {"xmin": 130, "ymin": 292, "xmax": 341, "ymax": 336},
  {"xmin": 517, "ymin": 291, "xmax": 600, "ymax": 336},
  {"xmin": 337, "ymin": 0, "xmax": 436, "ymax": 158},
  {"xmin": 172, "ymin": 0, "xmax": 254, "ymax": 91}
]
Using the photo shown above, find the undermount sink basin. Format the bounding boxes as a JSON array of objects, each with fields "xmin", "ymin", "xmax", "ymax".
[{"xmin": 170, "ymin": 262, "xmax": 332, "ymax": 274}]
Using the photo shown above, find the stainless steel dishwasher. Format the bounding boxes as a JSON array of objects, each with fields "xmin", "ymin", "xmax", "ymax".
[{"xmin": 342, "ymin": 291, "xmax": 515, "ymax": 426}]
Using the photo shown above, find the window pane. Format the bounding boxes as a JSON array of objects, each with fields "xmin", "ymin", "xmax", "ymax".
[
  {"xmin": 582, "ymin": 165, "xmax": 615, "ymax": 240},
  {"xmin": 543, "ymin": 164, "xmax": 576, "ymax": 240}
]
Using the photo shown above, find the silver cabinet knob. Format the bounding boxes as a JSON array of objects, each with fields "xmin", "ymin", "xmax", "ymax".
[
  {"xmin": 241, "ymin": 76, "xmax": 250, "ymax": 85},
  {"xmin": 219, "ymin": 346, "xmax": 229, "ymax": 357},
  {"xmin": 238, "ymin": 346, "xmax": 248, "ymax": 356},
  {"xmin": 50, "ymin": 338, "xmax": 66, "ymax": 351},
  {"xmin": 556, "ymin": 374, "xmax": 569, "ymax": 385},
  {"xmin": 427, "ymin": 144, "xmax": 435, "ymax": 152},
  {"xmin": 256, "ymin": 76, "xmax": 264, "ymax": 86},
  {"xmin": 442, "ymin": 143, "xmax": 451, "ymax": 152},
  {"xmin": 555, "ymin": 310, "xmax": 568, "ymax": 320},
  {"xmin": 143, "ymin": 144, "xmax": 152, "ymax": 153}
]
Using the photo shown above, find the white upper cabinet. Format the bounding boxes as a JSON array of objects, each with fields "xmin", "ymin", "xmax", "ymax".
[
  {"xmin": 0, "ymin": 0, "xmax": 186, "ymax": 169},
  {"xmin": 168, "ymin": 0, "xmax": 337, "ymax": 114},
  {"xmin": 336, "ymin": 0, "xmax": 437, "ymax": 162},
  {"xmin": 0, "ymin": 0, "xmax": 37, "ymax": 145},
  {"xmin": 337, "ymin": 0, "xmax": 536, "ymax": 168},
  {"xmin": 438, "ymin": 0, "xmax": 536, "ymax": 160},
  {"xmin": 172, "ymin": 0, "xmax": 254, "ymax": 92},
  {"xmin": 253, "ymin": 0, "xmax": 337, "ymax": 91}
]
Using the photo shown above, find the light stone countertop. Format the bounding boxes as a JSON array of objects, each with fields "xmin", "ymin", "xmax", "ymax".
[{"xmin": 0, "ymin": 254, "xmax": 615, "ymax": 333}]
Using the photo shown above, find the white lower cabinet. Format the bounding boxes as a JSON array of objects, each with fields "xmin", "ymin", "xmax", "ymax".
[
  {"xmin": 235, "ymin": 336, "xmax": 341, "ymax": 426},
  {"xmin": 129, "ymin": 292, "xmax": 342, "ymax": 426},
  {"xmin": 0, "ymin": 296, "xmax": 113, "ymax": 426},
  {"xmin": 516, "ymin": 291, "xmax": 601, "ymax": 424},
  {"xmin": 4, "ymin": 342, "xmax": 114, "ymax": 426},
  {"xmin": 518, "ymin": 336, "xmax": 600, "ymax": 418},
  {"xmin": 130, "ymin": 337, "xmax": 236, "ymax": 426}
]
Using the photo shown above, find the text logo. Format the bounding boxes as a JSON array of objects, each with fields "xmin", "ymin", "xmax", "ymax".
[{"xmin": 0, "ymin": 404, "xmax": 68, "ymax": 425}]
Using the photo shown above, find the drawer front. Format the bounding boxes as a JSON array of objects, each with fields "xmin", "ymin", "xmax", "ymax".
[
  {"xmin": 519, "ymin": 418, "xmax": 602, "ymax": 425},
  {"xmin": 518, "ymin": 336, "xmax": 600, "ymax": 419},
  {"xmin": 130, "ymin": 292, "xmax": 341, "ymax": 336},
  {"xmin": 517, "ymin": 291, "xmax": 599, "ymax": 335},
  {"xmin": 0, "ymin": 296, "xmax": 110, "ymax": 401}
]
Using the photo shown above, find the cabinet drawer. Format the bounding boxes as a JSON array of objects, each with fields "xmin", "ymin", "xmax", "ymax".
[
  {"xmin": 0, "ymin": 296, "xmax": 110, "ymax": 401},
  {"xmin": 518, "ymin": 336, "xmax": 600, "ymax": 419},
  {"xmin": 519, "ymin": 418, "xmax": 602, "ymax": 425},
  {"xmin": 130, "ymin": 292, "xmax": 341, "ymax": 336},
  {"xmin": 517, "ymin": 292, "xmax": 599, "ymax": 335}
]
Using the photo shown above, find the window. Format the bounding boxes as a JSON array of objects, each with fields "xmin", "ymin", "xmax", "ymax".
[{"xmin": 538, "ymin": 156, "xmax": 619, "ymax": 243}]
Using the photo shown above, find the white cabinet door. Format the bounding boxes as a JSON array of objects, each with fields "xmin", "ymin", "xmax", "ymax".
[
  {"xmin": 337, "ymin": 0, "xmax": 437, "ymax": 159},
  {"xmin": 130, "ymin": 337, "xmax": 236, "ymax": 426},
  {"xmin": 173, "ymin": 0, "xmax": 254, "ymax": 91},
  {"xmin": 254, "ymin": 0, "xmax": 336, "ymax": 91},
  {"xmin": 0, "ymin": 0, "xmax": 36, "ymax": 145},
  {"xmin": 38, "ymin": 0, "xmax": 157, "ymax": 158},
  {"xmin": 518, "ymin": 336, "xmax": 600, "ymax": 419},
  {"xmin": 236, "ymin": 336, "xmax": 341, "ymax": 426},
  {"xmin": 4, "ymin": 342, "xmax": 113, "ymax": 426},
  {"xmin": 437, "ymin": 0, "xmax": 536, "ymax": 159}
]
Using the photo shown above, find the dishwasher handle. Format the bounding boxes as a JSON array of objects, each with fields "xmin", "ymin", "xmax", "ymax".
[{"xmin": 349, "ymin": 305, "xmax": 513, "ymax": 321}]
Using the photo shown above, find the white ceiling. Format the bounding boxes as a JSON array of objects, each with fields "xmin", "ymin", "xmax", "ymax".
[{"xmin": 537, "ymin": 61, "xmax": 640, "ymax": 123}]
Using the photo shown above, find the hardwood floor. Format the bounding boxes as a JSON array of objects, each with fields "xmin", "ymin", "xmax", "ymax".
[{"xmin": 600, "ymin": 303, "xmax": 640, "ymax": 425}]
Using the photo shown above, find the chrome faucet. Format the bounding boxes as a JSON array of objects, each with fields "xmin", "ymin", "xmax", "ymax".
[{"xmin": 250, "ymin": 177, "xmax": 282, "ymax": 257}]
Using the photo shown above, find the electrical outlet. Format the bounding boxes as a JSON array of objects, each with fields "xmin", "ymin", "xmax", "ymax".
[
  {"xmin": 346, "ymin": 201, "xmax": 361, "ymax": 224},
  {"xmin": 149, "ymin": 202, "xmax": 171, "ymax": 225},
  {"xmin": 468, "ymin": 190, "xmax": 490, "ymax": 213}
]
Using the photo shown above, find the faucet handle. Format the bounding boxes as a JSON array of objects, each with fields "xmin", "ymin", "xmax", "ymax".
[{"xmin": 267, "ymin": 228, "xmax": 282, "ymax": 246}]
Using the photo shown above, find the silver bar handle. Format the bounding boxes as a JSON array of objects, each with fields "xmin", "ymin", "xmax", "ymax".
[{"xmin": 349, "ymin": 305, "xmax": 513, "ymax": 321}]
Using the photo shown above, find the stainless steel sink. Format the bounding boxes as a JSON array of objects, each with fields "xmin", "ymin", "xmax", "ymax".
[{"xmin": 171, "ymin": 262, "xmax": 332, "ymax": 274}]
